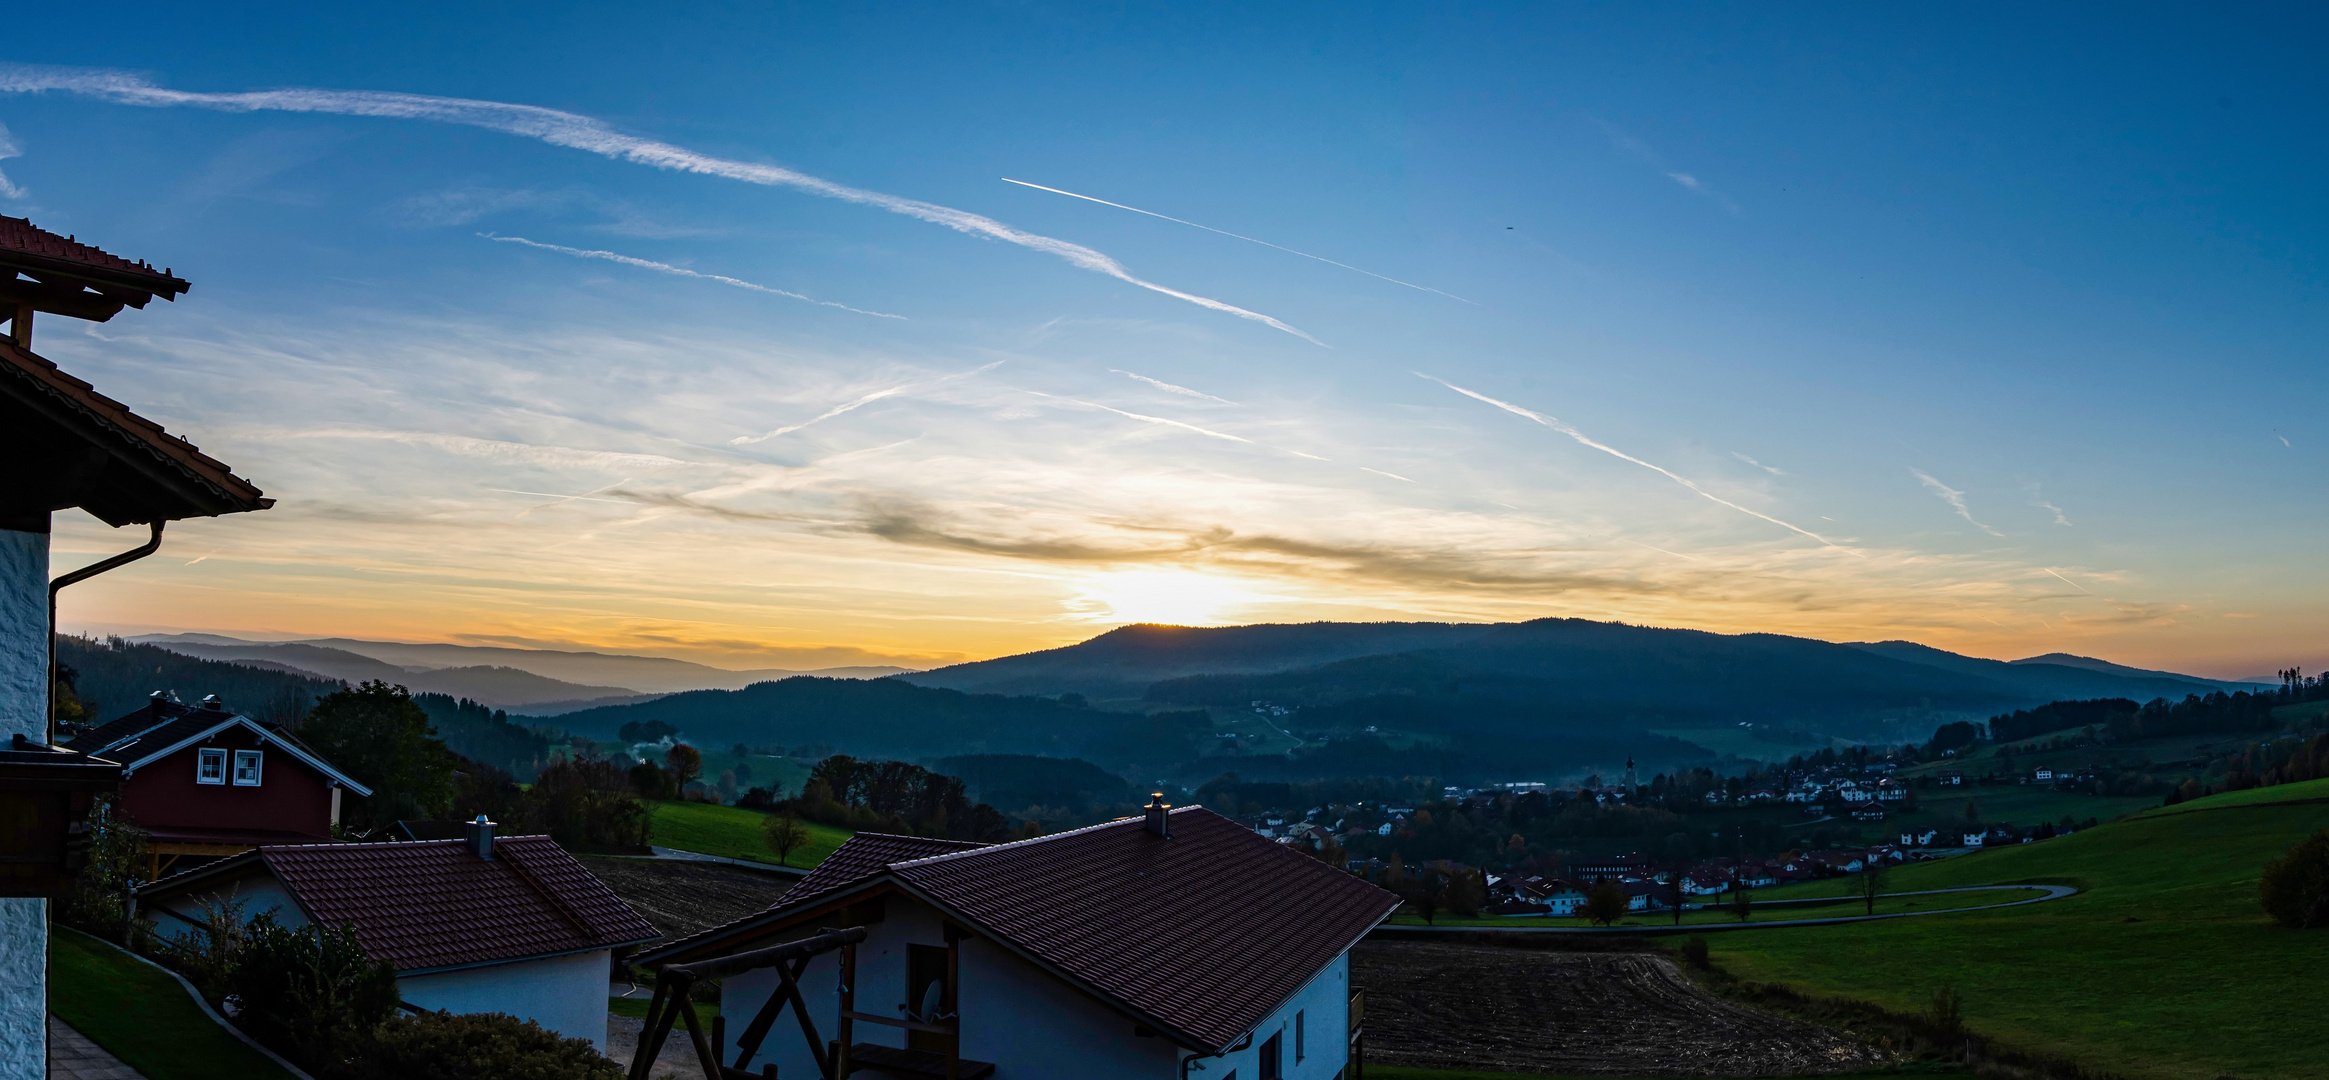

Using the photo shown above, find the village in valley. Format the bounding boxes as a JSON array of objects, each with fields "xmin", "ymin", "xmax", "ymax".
[{"xmin": 5, "ymin": 10, "xmax": 2329, "ymax": 1080}]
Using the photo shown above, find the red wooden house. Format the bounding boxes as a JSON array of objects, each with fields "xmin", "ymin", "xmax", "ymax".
[{"xmin": 65, "ymin": 693, "xmax": 370, "ymax": 878}]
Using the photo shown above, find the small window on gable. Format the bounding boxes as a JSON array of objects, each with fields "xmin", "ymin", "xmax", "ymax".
[
  {"xmin": 1296, "ymin": 1010, "xmax": 1306, "ymax": 1062},
  {"xmin": 196, "ymin": 748, "xmax": 227, "ymax": 785},
  {"xmin": 233, "ymin": 749, "xmax": 264, "ymax": 787}
]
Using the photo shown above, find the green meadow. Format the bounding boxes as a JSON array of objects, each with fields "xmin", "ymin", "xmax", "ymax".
[
  {"xmin": 647, "ymin": 799, "xmax": 853, "ymax": 868},
  {"xmin": 1704, "ymin": 777, "xmax": 2329, "ymax": 1080}
]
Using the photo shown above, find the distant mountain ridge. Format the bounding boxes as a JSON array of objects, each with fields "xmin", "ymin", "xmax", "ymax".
[
  {"xmin": 131, "ymin": 634, "xmax": 913, "ymax": 712},
  {"xmin": 905, "ymin": 620, "xmax": 2241, "ymax": 732}
]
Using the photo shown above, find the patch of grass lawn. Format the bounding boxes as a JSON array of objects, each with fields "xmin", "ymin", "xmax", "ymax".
[
  {"xmin": 1703, "ymin": 778, "xmax": 2329, "ymax": 1080},
  {"xmin": 648, "ymin": 800, "xmax": 852, "ymax": 868},
  {"xmin": 48, "ymin": 926, "xmax": 297, "ymax": 1080},
  {"xmin": 1370, "ymin": 1065, "xmax": 1972, "ymax": 1080}
]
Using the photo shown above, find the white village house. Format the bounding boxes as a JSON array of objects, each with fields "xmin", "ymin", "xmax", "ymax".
[
  {"xmin": 137, "ymin": 820, "xmax": 658, "ymax": 1050},
  {"xmin": 0, "ymin": 218, "xmax": 273, "ymax": 1079},
  {"xmin": 640, "ymin": 798, "xmax": 1401, "ymax": 1080}
]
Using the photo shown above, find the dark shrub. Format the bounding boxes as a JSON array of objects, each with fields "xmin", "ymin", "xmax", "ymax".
[
  {"xmin": 2260, "ymin": 828, "xmax": 2329, "ymax": 929},
  {"xmin": 231, "ymin": 915, "xmax": 400, "ymax": 1071},
  {"xmin": 344, "ymin": 1011, "xmax": 622, "ymax": 1080},
  {"xmin": 1679, "ymin": 936, "xmax": 1710, "ymax": 969}
]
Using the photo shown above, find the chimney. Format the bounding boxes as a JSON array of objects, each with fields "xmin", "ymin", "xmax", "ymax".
[
  {"xmin": 464, "ymin": 815, "xmax": 497, "ymax": 860},
  {"xmin": 1143, "ymin": 793, "xmax": 1172, "ymax": 838}
]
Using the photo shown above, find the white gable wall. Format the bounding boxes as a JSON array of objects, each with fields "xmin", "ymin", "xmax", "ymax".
[
  {"xmin": 400, "ymin": 949, "xmax": 614, "ymax": 1051},
  {"xmin": 0, "ymin": 526, "xmax": 47, "ymax": 1080},
  {"xmin": 714, "ymin": 895, "xmax": 1351, "ymax": 1080}
]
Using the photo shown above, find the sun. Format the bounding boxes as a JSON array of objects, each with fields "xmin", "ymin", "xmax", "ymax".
[{"xmin": 1071, "ymin": 570, "xmax": 1263, "ymax": 626}]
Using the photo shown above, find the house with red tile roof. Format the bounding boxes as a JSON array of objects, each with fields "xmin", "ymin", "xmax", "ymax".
[
  {"xmin": 136, "ymin": 821, "xmax": 656, "ymax": 1050},
  {"xmin": 63, "ymin": 693, "xmax": 372, "ymax": 879},
  {"xmin": 638, "ymin": 797, "xmax": 1400, "ymax": 1080}
]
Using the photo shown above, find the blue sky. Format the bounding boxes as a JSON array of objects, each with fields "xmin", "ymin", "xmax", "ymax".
[{"xmin": 7, "ymin": 4, "xmax": 2322, "ymax": 674}]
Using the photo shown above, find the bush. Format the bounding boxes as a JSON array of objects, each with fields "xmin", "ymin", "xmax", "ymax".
[
  {"xmin": 61, "ymin": 797, "xmax": 147, "ymax": 943},
  {"xmin": 231, "ymin": 916, "xmax": 400, "ymax": 1072},
  {"xmin": 2260, "ymin": 828, "xmax": 2329, "ymax": 929},
  {"xmin": 1679, "ymin": 936, "xmax": 1710, "ymax": 969},
  {"xmin": 148, "ymin": 894, "xmax": 253, "ymax": 1006},
  {"xmin": 342, "ymin": 1011, "xmax": 622, "ymax": 1080}
]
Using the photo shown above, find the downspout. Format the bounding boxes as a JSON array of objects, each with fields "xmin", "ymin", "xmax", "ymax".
[{"xmin": 48, "ymin": 520, "xmax": 164, "ymax": 742}]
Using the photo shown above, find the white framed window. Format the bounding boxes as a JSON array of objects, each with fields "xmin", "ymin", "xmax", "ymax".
[
  {"xmin": 196, "ymin": 748, "xmax": 227, "ymax": 785},
  {"xmin": 233, "ymin": 749, "xmax": 265, "ymax": 787}
]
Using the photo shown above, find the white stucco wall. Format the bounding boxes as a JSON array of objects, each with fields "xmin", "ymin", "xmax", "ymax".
[
  {"xmin": 144, "ymin": 870, "xmax": 613, "ymax": 1051},
  {"xmin": 0, "ymin": 526, "xmax": 50, "ymax": 1080},
  {"xmin": 715, "ymin": 898, "xmax": 1347, "ymax": 1080},
  {"xmin": 400, "ymin": 949, "xmax": 614, "ymax": 1051}
]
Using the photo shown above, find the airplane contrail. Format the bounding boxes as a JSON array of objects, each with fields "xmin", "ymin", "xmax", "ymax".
[
  {"xmin": 733, "ymin": 361, "xmax": 1006, "ymax": 445},
  {"xmin": 1003, "ymin": 178, "xmax": 1474, "ymax": 304},
  {"xmin": 485, "ymin": 235, "xmax": 904, "ymax": 319},
  {"xmin": 0, "ymin": 64, "xmax": 1323, "ymax": 345},
  {"xmin": 1419, "ymin": 373, "xmax": 1856, "ymax": 554}
]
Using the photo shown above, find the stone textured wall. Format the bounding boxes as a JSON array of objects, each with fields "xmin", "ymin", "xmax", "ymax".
[{"xmin": 0, "ymin": 528, "xmax": 48, "ymax": 1080}]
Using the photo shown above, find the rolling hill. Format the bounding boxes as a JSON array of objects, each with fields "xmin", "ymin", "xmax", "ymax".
[
  {"xmin": 134, "ymin": 639, "xmax": 651, "ymax": 712},
  {"xmin": 904, "ymin": 619, "xmax": 2236, "ymax": 739}
]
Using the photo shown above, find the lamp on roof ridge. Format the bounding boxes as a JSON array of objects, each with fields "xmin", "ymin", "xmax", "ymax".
[{"xmin": 1143, "ymin": 792, "xmax": 1171, "ymax": 838}]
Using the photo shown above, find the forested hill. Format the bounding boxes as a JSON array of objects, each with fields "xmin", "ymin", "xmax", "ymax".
[
  {"xmin": 904, "ymin": 618, "xmax": 2234, "ymax": 731},
  {"xmin": 57, "ymin": 636, "xmax": 343, "ymax": 727},
  {"xmin": 536, "ymin": 676, "xmax": 1198, "ymax": 767}
]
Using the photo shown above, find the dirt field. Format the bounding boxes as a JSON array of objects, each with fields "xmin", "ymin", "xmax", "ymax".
[
  {"xmin": 1351, "ymin": 940, "xmax": 1889, "ymax": 1076},
  {"xmin": 577, "ymin": 855, "xmax": 797, "ymax": 943}
]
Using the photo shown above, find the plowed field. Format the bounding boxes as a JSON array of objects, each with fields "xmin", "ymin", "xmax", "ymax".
[{"xmin": 1352, "ymin": 940, "xmax": 1887, "ymax": 1076}]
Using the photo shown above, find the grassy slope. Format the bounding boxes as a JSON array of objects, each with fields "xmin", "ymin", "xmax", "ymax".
[
  {"xmin": 1370, "ymin": 1068, "xmax": 1970, "ymax": 1080},
  {"xmin": 1383, "ymin": 887, "xmax": 2039, "ymax": 928},
  {"xmin": 1708, "ymin": 778, "xmax": 2329, "ymax": 1080},
  {"xmin": 49, "ymin": 927, "xmax": 296, "ymax": 1080},
  {"xmin": 647, "ymin": 800, "xmax": 852, "ymax": 868}
]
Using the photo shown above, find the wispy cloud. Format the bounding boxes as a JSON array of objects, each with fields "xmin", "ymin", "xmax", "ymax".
[
  {"xmin": 0, "ymin": 64, "xmax": 1322, "ymax": 345},
  {"xmin": 0, "ymin": 122, "xmax": 26, "ymax": 199},
  {"xmin": 1003, "ymin": 177, "xmax": 1473, "ymax": 303},
  {"xmin": 1419, "ymin": 373, "xmax": 1853, "ymax": 553},
  {"xmin": 1585, "ymin": 115, "xmax": 1742, "ymax": 216},
  {"xmin": 486, "ymin": 234, "xmax": 904, "ymax": 319},
  {"xmin": 2025, "ymin": 483, "xmax": 2072, "ymax": 527},
  {"xmin": 1111, "ymin": 369, "xmax": 1237, "ymax": 405},
  {"xmin": 2278, "ymin": 431, "xmax": 2292, "ymax": 448},
  {"xmin": 1731, "ymin": 451, "xmax": 1784, "ymax": 476},
  {"xmin": 1359, "ymin": 467, "xmax": 1416, "ymax": 483},
  {"xmin": 732, "ymin": 360, "xmax": 1005, "ymax": 445},
  {"xmin": 1912, "ymin": 469, "xmax": 2004, "ymax": 536}
]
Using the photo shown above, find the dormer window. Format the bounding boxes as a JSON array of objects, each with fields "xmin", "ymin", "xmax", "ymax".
[
  {"xmin": 196, "ymin": 748, "xmax": 227, "ymax": 785},
  {"xmin": 233, "ymin": 750, "xmax": 264, "ymax": 787}
]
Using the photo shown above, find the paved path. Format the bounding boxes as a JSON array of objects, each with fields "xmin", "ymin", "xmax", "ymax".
[
  {"xmin": 1379, "ymin": 884, "xmax": 2079, "ymax": 936},
  {"xmin": 644, "ymin": 846, "xmax": 808, "ymax": 877},
  {"xmin": 48, "ymin": 1017, "xmax": 143, "ymax": 1080}
]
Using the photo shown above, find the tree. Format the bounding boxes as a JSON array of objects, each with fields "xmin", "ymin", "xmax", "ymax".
[
  {"xmin": 1963, "ymin": 798, "xmax": 1982, "ymax": 825},
  {"xmin": 2260, "ymin": 828, "xmax": 2329, "ymax": 929},
  {"xmin": 628, "ymin": 761, "xmax": 677, "ymax": 800},
  {"xmin": 764, "ymin": 815, "xmax": 812, "ymax": 867},
  {"xmin": 300, "ymin": 681, "xmax": 456, "ymax": 828},
  {"xmin": 1582, "ymin": 879, "xmax": 1629, "ymax": 926},
  {"xmin": 1858, "ymin": 860, "xmax": 1891, "ymax": 916},
  {"xmin": 1730, "ymin": 883, "xmax": 1753, "ymax": 922},
  {"xmin": 665, "ymin": 744, "xmax": 704, "ymax": 790},
  {"xmin": 1445, "ymin": 867, "xmax": 1486, "ymax": 918}
]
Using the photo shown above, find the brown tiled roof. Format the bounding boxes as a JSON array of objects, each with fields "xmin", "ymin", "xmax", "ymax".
[
  {"xmin": 780, "ymin": 832, "xmax": 986, "ymax": 905},
  {"xmin": 644, "ymin": 808, "xmax": 1400, "ymax": 1053},
  {"xmin": 0, "ymin": 216, "xmax": 188, "ymax": 298},
  {"xmin": 0, "ymin": 337, "xmax": 270, "ymax": 525},
  {"xmin": 141, "ymin": 836, "xmax": 657, "ymax": 973}
]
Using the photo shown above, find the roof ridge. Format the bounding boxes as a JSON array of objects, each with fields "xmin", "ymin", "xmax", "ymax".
[{"xmin": 885, "ymin": 804, "xmax": 1208, "ymax": 870}]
